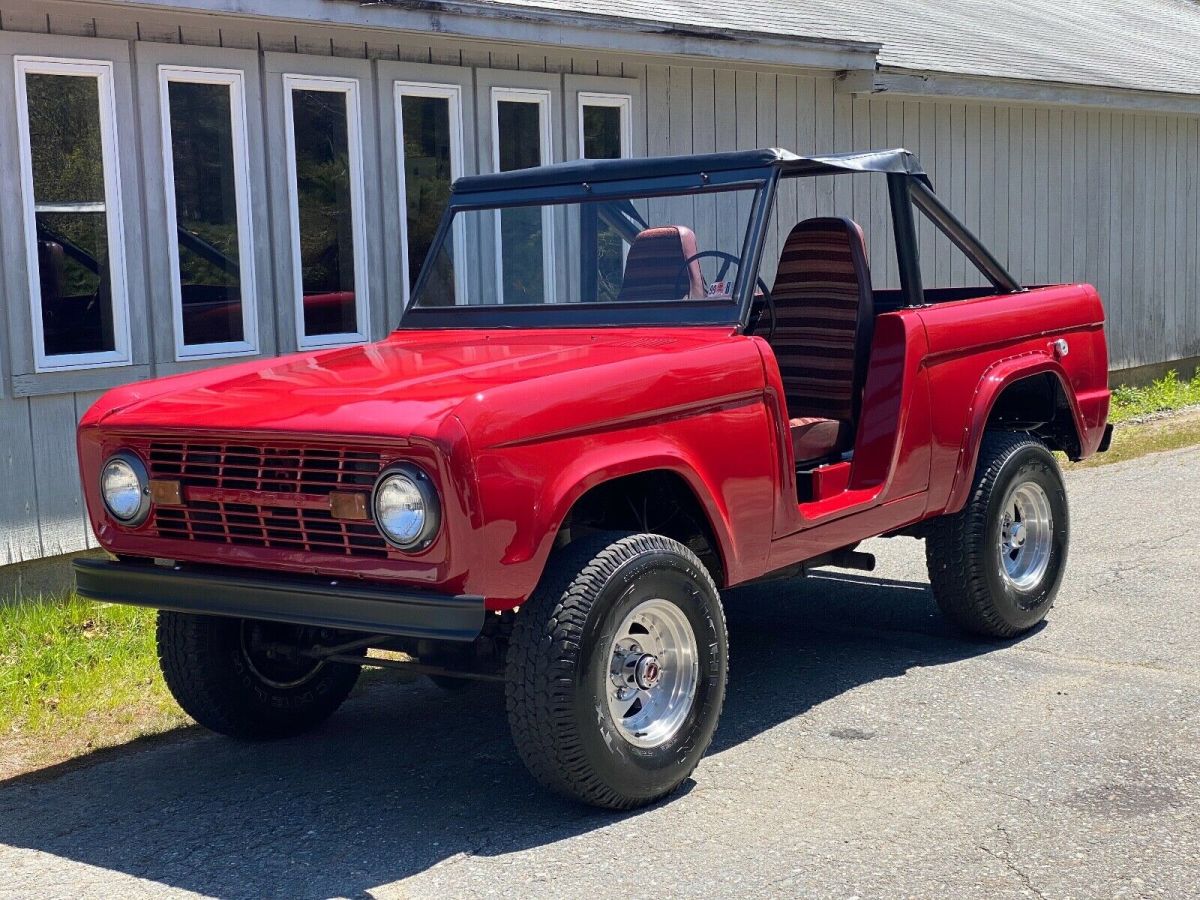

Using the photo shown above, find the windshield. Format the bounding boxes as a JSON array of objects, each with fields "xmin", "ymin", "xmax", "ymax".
[{"xmin": 410, "ymin": 185, "xmax": 761, "ymax": 309}]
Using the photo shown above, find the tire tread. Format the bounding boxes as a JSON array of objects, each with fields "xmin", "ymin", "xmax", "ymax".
[
  {"xmin": 505, "ymin": 532, "xmax": 725, "ymax": 810},
  {"xmin": 157, "ymin": 611, "xmax": 359, "ymax": 739},
  {"xmin": 926, "ymin": 431, "xmax": 1058, "ymax": 639}
]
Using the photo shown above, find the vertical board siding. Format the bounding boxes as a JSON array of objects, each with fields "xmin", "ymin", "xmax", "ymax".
[
  {"xmin": 0, "ymin": 398, "xmax": 42, "ymax": 565},
  {"xmin": 28, "ymin": 394, "xmax": 86, "ymax": 556},
  {"xmin": 0, "ymin": 392, "xmax": 95, "ymax": 566},
  {"xmin": 1, "ymin": 13, "xmax": 1199, "ymax": 568},
  {"xmin": 498, "ymin": 52, "xmax": 1200, "ymax": 364}
]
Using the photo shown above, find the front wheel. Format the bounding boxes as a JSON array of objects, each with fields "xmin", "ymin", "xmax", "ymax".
[
  {"xmin": 926, "ymin": 431, "xmax": 1069, "ymax": 638},
  {"xmin": 506, "ymin": 533, "xmax": 728, "ymax": 810},
  {"xmin": 157, "ymin": 612, "xmax": 361, "ymax": 739}
]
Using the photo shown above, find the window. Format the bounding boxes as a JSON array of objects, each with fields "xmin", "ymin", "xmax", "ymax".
[
  {"xmin": 282, "ymin": 74, "xmax": 369, "ymax": 348},
  {"xmin": 395, "ymin": 82, "xmax": 465, "ymax": 306},
  {"xmin": 15, "ymin": 57, "xmax": 130, "ymax": 371},
  {"xmin": 158, "ymin": 66, "xmax": 256, "ymax": 359},
  {"xmin": 577, "ymin": 92, "xmax": 631, "ymax": 160},
  {"xmin": 491, "ymin": 87, "xmax": 554, "ymax": 303},
  {"xmin": 577, "ymin": 93, "xmax": 632, "ymax": 301}
]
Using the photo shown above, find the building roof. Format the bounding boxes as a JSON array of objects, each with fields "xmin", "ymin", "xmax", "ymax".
[{"xmin": 468, "ymin": 0, "xmax": 1200, "ymax": 97}]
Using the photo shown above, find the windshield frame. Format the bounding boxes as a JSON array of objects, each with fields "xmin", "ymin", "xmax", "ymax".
[{"xmin": 398, "ymin": 164, "xmax": 778, "ymax": 330}]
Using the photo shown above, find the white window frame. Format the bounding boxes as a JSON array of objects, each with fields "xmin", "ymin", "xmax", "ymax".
[
  {"xmin": 576, "ymin": 91, "xmax": 632, "ymax": 160},
  {"xmin": 158, "ymin": 65, "xmax": 258, "ymax": 361},
  {"xmin": 14, "ymin": 56, "xmax": 132, "ymax": 372},
  {"xmin": 490, "ymin": 86, "xmax": 556, "ymax": 304},
  {"xmin": 282, "ymin": 73, "xmax": 370, "ymax": 349},
  {"xmin": 394, "ymin": 80, "xmax": 467, "ymax": 306}
]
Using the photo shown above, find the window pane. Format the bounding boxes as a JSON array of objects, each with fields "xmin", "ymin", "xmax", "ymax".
[
  {"xmin": 582, "ymin": 105, "xmax": 622, "ymax": 160},
  {"xmin": 401, "ymin": 94, "xmax": 454, "ymax": 302},
  {"xmin": 496, "ymin": 99, "xmax": 545, "ymax": 303},
  {"xmin": 167, "ymin": 80, "xmax": 244, "ymax": 347},
  {"xmin": 25, "ymin": 72, "xmax": 117, "ymax": 358},
  {"xmin": 581, "ymin": 104, "xmax": 626, "ymax": 299},
  {"xmin": 496, "ymin": 100, "xmax": 542, "ymax": 171},
  {"xmin": 290, "ymin": 88, "xmax": 357, "ymax": 337}
]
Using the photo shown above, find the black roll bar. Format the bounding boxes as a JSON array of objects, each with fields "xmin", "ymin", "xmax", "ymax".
[
  {"xmin": 908, "ymin": 178, "xmax": 1021, "ymax": 294},
  {"xmin": 887, "ymin": 174, "xmax": 924, "ymax": 307}
]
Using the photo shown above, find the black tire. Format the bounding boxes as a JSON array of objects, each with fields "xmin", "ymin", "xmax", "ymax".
[
  {"xmin": 157, "ymin": 612, "xmax": 361, "ymax": 739},
  {"xmin": 926, "ymin": 431, "xmax": 1069, "ymax": 638},
  {"xmin": 506, "ymin": 532, "xmax": 728, "ymax": 810}
]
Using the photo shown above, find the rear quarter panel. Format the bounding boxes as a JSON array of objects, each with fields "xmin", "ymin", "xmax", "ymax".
[{"xmin": 919, "ymin": 284, "xmax": 1109, "ymax": 516}]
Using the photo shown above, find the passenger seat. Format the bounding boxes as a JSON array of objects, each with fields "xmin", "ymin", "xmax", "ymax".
[{"xmin": 617, "ymin": 226, "xmax": 705, "ymax": 302}]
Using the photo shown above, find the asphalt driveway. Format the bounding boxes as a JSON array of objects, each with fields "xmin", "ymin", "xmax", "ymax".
[{"xmin": 1, "ymin": 446, "xmax": 1197, "ymax": 899}]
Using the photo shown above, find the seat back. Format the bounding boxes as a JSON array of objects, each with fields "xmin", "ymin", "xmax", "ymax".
[
  {"xmin": 769, "ymin": 217, "xmax": 874, "ymax": 425},
  {"xmin": 617, "ymin": 225, "xmax": 704, "ymax": 302}
]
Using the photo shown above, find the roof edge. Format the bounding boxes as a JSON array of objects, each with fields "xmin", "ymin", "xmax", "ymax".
[
  {"xmin": 95, "ymin": 0, "xmax": 880, "ymax": 71},
  {"xmin": 872, "ymin": 67, "xmax": 1200, "ymax": 116}
]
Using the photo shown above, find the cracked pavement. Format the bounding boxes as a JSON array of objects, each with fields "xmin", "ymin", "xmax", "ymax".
[{"xmin": 1, "ymin": 445, "xmax": 1197, "ymax": 899}]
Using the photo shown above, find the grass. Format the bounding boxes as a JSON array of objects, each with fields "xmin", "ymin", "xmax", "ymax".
[
  {"xmin": 1108, "ymin": 368, "xmax": 1200, "ymax": 424},
  {"xmin": 0, "ymin": 596, "xmax": 187, "ymax": 778},
  {"xmin": 1061, "ymin": 370, "xmax": 1200, "ymax": 469}
]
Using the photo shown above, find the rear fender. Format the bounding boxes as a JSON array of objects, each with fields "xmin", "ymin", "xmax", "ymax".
[{"xmin": 944, "ymin": 353, "xmax": 1087, "ymax": 515}]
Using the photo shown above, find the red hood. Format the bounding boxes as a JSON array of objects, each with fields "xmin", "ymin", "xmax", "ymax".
[{"xmin": 83, "ymin": 327, "xmax": 747, "ymax": 443}]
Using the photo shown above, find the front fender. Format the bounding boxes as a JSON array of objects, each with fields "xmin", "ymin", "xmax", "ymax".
[
  {"xmin": 551, "ymin": 444, "xmax": 740, "ymax": 550},
  {"xmin": 464, "ymin": 399, "xmax": 776, "ymax": 607}
]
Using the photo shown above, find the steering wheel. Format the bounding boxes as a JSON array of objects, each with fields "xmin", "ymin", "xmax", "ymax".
[{"xmin": 674, "ymin": 250, "xmax": 776, "ymax": 339}]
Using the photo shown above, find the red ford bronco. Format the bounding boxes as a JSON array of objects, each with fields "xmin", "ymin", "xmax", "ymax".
[{"xmin": 74, "ymin": 148, "xmax": 1111, "ymax": 809}]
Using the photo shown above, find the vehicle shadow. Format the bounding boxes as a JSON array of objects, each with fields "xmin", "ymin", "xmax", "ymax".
[{"xmin": 0, "ymin": 568, "xmax": 1015, "ymax": 899}]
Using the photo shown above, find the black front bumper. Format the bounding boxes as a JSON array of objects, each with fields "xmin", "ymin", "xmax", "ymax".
[{"xmin": 74, "ymin": 559, "xmax": 485, "ymax": 641}]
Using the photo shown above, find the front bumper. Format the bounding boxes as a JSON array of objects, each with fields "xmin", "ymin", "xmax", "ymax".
[{"xmin": 74, "ymin": 559, "xmax": 484, "ymax": 641}]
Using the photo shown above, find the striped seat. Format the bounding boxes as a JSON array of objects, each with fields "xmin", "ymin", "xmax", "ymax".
[
  {"xmin": 769, "ymin": 217, "xmax": 874, "ymax": 463},
  {"xmin": 617, "ymin": 226, "xmax": 705, "ymax": 302}
]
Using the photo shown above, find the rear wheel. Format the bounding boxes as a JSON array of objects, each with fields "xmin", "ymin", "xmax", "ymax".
[
  {"xmin": 926, "ymin": 431, "xmax": 1069, "ymax": 638},
  {"xmin": 157, "ymin": 612, "xmax": 361, "ymax": 739},
  {"xmin": 506, "ymin": 532, "xmax": 728, "ymax": 810}
]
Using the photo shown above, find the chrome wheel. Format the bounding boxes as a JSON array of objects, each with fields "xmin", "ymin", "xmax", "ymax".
[
  {"xmin": 605, "ymin": 598, "xmax": 699, "ymax": 748},
  {"xmin": 998, "ymin": 481, "xmax": 1054, "ymax": 591}
]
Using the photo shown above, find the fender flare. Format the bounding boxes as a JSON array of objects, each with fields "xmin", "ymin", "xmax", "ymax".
[
  {"xmin": 532, "ymin": 449, "xmax": 739, "ymax": 584},
  {"xmin": 944, "ymin": 352, "xmax": 1086, "ymax": 515}
]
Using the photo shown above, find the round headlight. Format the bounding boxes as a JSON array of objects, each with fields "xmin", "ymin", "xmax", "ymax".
[
  {"xmin": 101, "ymin": 452, "xmax": 150, "ymax": 525},
  {"xmin": 373, "ymin": 464, "xmax": 440, "ymax": 550}
]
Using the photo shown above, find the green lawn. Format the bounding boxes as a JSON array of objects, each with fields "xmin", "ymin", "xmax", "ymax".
[
  {"xmin": 1060, "ymin": 370, "xmax": 1200, "ymax": 469},
  {"xmin": 0, "ymin": 596, "xmax": 186, "ymax": 776},
  {"xmin": 1109, "ymin": 369, "xmax": 1200, "ymax": 423}
]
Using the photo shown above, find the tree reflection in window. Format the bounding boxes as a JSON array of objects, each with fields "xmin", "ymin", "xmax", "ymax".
[
  {"xmin": 582, "ymin": 103, "xmax": 625, "ymax": 302},
  {"xmin": 26, "ymin": 72, "xmax": 116, "ymax": 357},
  {"xmin": 496, "ymin": 99, "xmax": 545, "ymax": 304},
  {"xmin": 401, "ymin": 94, "xmax": 455, "ymax": 306},
  {"xmin": 167, "ymin": 79, "xmax": 244, "ymax": 347},
  {"xmin": 290, "ymin": 87, "xmax": 358, "ymax": 337}
]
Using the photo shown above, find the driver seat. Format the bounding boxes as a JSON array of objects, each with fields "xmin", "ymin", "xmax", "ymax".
[
  {"xmin": 617, "ymin": 226, "xmax": 705, "ymax": 302},
  {"xmin": 769, "ymin": 217, "xmax": 874, "ymax": 464}
]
